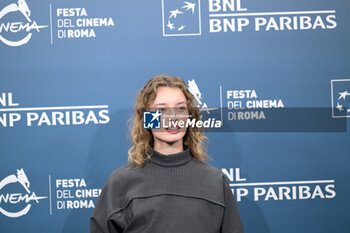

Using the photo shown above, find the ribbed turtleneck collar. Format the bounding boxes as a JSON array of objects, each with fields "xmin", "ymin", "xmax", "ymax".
[{"xmin": 149, "ymin": 146, "xmax": 192, "ymax": 167}]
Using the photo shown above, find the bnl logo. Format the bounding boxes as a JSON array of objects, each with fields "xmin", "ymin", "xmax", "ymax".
[
  {"xmin": 143, "ymin": 110, "xmax": 161, "ymax": 129},
  {"xmin": 331, "ymin": 79, "xmax": 350, "ymax": 118},
  {"xmin": 161, "ymin": 0, "xmax": 201, "ymax": 36}
]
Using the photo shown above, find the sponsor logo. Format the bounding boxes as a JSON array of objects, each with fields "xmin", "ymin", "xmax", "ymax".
[
  {"xmin": 162, "ymin": 0, "xmax": 201, "ymax": 36},
  {"xmin": 143, "ymin": 110, "xmax": 161, "ymax": 129},
  {"xmin": 162, "ymin": 0, "xmax": 337, "ymax": 36},
  {"xmin": 208, "ymin": 0, "xmax": 336, "ymax": 33},
  {"xmin": 0, "ymin": 169, "xmax": 47, "ymax": 218},
  {"xmin": 0, "ymin": 0, "xmax": 47, "ymax": 46},
  {"xmin": 331, "ymin": 79, "xmax": 350, "ymax": 118},
  {"xmin": 0, "ymin": 92, "xmax": 110, "ymax": 127},
  {"xmin": 223, "ymin": 168, "xmax": 336, "ymax": 202}
]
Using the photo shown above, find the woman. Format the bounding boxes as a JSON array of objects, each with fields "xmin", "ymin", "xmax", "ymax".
[{"xmin": 90, "ymin": 75, "xmax": 244, "ymax": 233}]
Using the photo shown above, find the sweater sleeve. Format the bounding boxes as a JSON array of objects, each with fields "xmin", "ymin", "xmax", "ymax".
[
  {"xmin": 90, "ymin": 173, "xmax": 124, "ymax": 233},
  {"xmin": 220, "ymin": 175, "xmax": 245, "ymax": 233}
]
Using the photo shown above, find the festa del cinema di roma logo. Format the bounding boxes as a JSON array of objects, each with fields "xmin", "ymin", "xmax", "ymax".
[
  {"xmin": 0, "ymin": 169, "xmax": 47, "ymax": 218},
  {"xmin": 0, "ymin": 0, "xmax": 47, "ymax": 46}
]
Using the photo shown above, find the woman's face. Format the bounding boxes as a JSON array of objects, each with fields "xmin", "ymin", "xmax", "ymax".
[{"xmin": 150, "ymin": 87, "xmax": 189, "ymax": 147}]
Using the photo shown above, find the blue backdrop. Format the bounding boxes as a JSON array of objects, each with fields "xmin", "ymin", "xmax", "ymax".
[{"xmin": 1, "ymin": 0, "xmax": 349, "ymax": 232}]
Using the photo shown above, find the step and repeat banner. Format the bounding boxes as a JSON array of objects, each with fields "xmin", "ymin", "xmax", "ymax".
[{"xmin": 1, "ymin": 0, "xmax": 349, "ymax": 232}]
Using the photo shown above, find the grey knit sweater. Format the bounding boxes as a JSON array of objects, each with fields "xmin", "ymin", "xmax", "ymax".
[{"xmin": 90, "ymin": 146, "xmax": 244, "ymax": 233}]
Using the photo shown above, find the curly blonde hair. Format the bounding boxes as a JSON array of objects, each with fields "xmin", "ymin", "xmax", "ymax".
[{"xmin": 127, "ymin": 74, "xmax": 208, "ymax": 168}]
